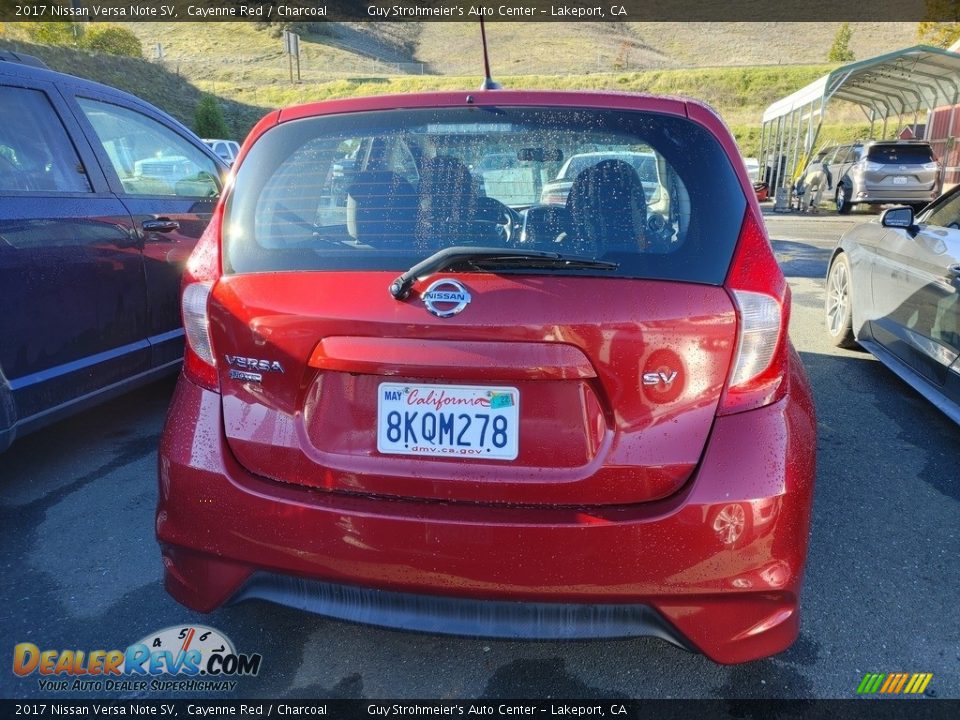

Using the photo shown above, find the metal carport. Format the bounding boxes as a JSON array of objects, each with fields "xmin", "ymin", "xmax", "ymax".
[{"xmin": 759, "ymin": 45, "xmax": 960, "ymax": 204}]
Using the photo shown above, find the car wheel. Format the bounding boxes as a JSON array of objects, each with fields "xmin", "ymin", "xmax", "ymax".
[
  {"xmin": 835, "ymin": 185, "xmax": 851, "ymax": 214},
  {"xmin": 825, "ymin": 253, "xmax": 857, "ymax": 348}
]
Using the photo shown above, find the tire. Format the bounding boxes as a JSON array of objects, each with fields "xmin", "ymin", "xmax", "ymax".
[
  {"xmin": 825, "ymin": 253, "xmax": 858, "ymax": 348},
  {"xmin": 835, "ymin": 184, "xmax": 852, "ymax": 214}
]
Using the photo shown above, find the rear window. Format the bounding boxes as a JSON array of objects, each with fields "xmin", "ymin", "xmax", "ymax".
[
  {"xmin": 224, "ymin": 106, "xmax": 746, "ymax": 284},
  {"xmin": 867, "ymin": 144, "xmax": 935, "ymax": 164}
]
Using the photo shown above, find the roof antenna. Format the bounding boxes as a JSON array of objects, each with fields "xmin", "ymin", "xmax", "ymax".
[{"xmin": 479, "ymin": 18, "xmax": 501, "ymax": 90}]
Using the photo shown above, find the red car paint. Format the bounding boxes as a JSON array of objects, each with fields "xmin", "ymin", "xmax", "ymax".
[{"xmin": 157, "ymin": 90, "xmax": 816, "ymax": 664}]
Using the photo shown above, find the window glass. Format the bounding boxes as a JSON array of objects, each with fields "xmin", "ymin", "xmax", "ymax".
[
  {"xmin": 830, "ymin": 146, "xmax": 852, "ymax": 164},
  {"xmin": 224, "ymin": 107, "xmax": 747, "ymax": 285},
  {"xmin": 924, "ymin": 189, "xmax": 960, "ymax": 229},
  {"xmin": 0, "ymin": 86, "xmax": 91, "ymax": 193},
  {"xmin": 867, "ymin": 144, "xmax": 934, "ymax": 164},
  {"xmin": 77, "ymin": 98, "xmax": 220, "ymax": 197}
]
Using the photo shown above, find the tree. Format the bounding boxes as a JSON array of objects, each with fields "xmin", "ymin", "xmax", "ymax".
[
  {"xmin": 79, "ymin": 25, "xmax": 143, "ymax": 58},
  {"xmin": 194, "ymin": 95, "xmax": 229, "ymax": 139},
  {"xmin": 827, "ymin": 23, "xmax": 855, "ymax": 63}
]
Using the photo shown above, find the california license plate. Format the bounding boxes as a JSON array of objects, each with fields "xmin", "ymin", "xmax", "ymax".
[
  {"xmin": 892, "ymin": 176, "xmax": 908, "ymax": 184},
  {"xmin": 377, "ymin": 383, "xmax": 519, "ymax": 460}
]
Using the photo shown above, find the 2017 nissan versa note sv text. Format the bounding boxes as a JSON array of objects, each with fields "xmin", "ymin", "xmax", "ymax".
[{"xmin": 157, "ymin": 91, "xmax": 816, "ymax": 664}]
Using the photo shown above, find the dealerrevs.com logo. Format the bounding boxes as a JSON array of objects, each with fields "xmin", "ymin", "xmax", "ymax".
[{"xmin": 12, "ymin": 625, "xmax": 262, "ymax": 692}]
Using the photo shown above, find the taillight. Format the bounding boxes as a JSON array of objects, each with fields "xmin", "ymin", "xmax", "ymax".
[
  {"xmin": 719, "ymin": 210, "xmax": 790, "ymax": 415},
  {"xmin": 181, "ymin": 205, "xmax": 223, "ymax": 392}
]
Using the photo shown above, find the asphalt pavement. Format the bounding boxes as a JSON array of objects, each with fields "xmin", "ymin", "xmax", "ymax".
[{"xmin": 1, "ymin": 208, "xmax": 958, "ymax": 700}]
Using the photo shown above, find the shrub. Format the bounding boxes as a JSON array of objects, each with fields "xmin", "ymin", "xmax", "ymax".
[
  {"xmin": 194, "ymin": 95, "xmax": 229, "ymax": 139},
  {"xmin": 22, "ymin": 22, "xmax": 81, "ymax": 46},
  {"xmin": 827, "ymin": 23, "xmax": 855, "ymax": 63},
  {"xmin": 79, "ymin": 25, "xmax": 143, "ymax": 58}
]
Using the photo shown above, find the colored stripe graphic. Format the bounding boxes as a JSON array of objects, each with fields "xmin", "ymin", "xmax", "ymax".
[{"xmin": 857, "ymin": 673, "xmax": 932, "ymax": 694}]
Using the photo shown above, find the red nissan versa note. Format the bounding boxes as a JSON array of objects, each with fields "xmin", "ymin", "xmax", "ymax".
[{"xmin": 157, "ymin": 91, "xmax": 816, "ymax": 664}]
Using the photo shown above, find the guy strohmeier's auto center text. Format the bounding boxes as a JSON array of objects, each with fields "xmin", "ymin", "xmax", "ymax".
[{"xmin": 10, "ymin": 3, "xmax": 628, "ymax": 20}]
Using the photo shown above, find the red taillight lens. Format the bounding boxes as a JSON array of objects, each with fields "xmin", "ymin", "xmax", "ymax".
[
  {"xmin": 181, "ymin": 206, "xmax": 223, "ymax": 392},
  {"xmin": 719, "ymin": 210, "xmax": 790, "ymax": 415}
]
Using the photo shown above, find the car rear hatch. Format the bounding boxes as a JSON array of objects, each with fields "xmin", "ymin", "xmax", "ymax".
[
  {"xmin": 210, "ymin": 271, "xmax": 737, "ymax": 505},
  {"xmin": 862, "ymin": 143, "xmax": 938, "ymax": 191},
  {"xmin": 207, "ymin": 100, "xmax": 754, "ymax": 507}
]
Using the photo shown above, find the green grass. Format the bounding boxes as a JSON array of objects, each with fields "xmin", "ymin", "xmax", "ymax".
[
  {"xmin": 0, "ymin": 36, "xmax": 266, "ymax": 137},
  {"xmin": 194, "ymin": 64, "xmax": 848, "ymax": 152},
  {"xmin": 0, "ymin": 32, "xmax": 902, "ymax": 156}
]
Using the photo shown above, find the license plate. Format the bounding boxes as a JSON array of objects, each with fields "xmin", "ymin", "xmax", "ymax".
[
  {"xmin": 377, "ymin": 383, "xmax": 519, "ymax": 460},
  {"xmin": 892, "ymin": 176, "xmax": 909, "ymax": 184}
]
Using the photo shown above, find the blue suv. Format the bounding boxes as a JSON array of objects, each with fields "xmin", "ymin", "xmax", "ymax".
[{"xmin": 0, "ymin": 54, "xmax": 228, "ymax": 452}]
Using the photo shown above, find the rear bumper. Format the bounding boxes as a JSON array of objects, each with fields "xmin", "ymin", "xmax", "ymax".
[
  {"xmin": 157, "ymin": 359, "xmax": 816, "ymax": 664},
  {"xmin": 851, "ymin": 186, "xmax": 938, "ymax": 203}
]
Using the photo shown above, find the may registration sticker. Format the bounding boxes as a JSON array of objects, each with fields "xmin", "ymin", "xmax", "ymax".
[{"xmin": 377, "ymin": 383, "xmax": 519, "ymax": 461}]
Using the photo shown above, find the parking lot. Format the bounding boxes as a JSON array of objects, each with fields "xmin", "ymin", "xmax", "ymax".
[{"xmin": 1, "ymin": 209, "xmax": 958, "ymax": 700}]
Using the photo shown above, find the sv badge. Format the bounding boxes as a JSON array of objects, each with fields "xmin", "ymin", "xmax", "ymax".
[{"xmin": 642, "ymin": 371, "xmax": 678, "ymax": 386}]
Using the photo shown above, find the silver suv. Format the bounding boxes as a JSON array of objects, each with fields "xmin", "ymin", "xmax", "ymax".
[{"xmin": 801, "ymin": 140, "xmax": 940, "ymax": 214}]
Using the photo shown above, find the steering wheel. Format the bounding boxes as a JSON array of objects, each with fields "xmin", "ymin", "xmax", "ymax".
[
  {"xmin": 645, "ymin": 213, "xmax": 675, "ymax": 252},
  {"xmin": 474, "ymin": 196, "xmax": 521, "ymax": 243}
]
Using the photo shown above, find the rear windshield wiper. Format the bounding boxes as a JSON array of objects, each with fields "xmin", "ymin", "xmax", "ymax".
[{"xmin": 389, "ymin": 246, "xmax": 618, "ymax": 300}]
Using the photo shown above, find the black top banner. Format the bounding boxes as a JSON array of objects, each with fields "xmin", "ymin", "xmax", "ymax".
[
  {"xmin": 1, "ymin": 700, "xmax": 959, "ymax": 720},
  {"xmin": 1, "ymin": 0, "xmax": 959, "ymax": 23}
]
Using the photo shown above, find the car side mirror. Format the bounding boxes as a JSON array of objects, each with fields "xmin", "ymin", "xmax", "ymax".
[{"xmin": 881, "ymin": 206, "xmax": 914, "ymax": 229}]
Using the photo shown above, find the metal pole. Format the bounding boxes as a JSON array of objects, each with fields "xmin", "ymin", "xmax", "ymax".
[
  {"xmin": 940, "ymin": 90, "xmax": 958, "ymax": 190},
  {"xmin": 758, "ymin": 121, "xmax": 767, "ymax": 183},
  {"xmin": 776, "ymin": 115, "xmax": 787, "ymax": 189},
  {"xmin": 783, "ymin": 108, "xmax": 796, "ymax": 190},
  {"xmin": 789, "ymin": 108, "xmax": 802, "ymax": 190}
]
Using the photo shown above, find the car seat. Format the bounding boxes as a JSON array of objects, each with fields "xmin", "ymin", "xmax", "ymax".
[
  {"xmin": 415, "ymin": 156, "xmax": 478, "ymax": 251},
  {"xmin": 566, "ymin": 159, "xmax": 646, "ymax": 255},
  {"xmin": 346, "ymin": 170, "xmax": 418, "ymax": 247}
]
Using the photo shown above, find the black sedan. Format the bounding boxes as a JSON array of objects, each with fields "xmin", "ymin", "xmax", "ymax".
[{"xmin": 825, "ymin": 186, "xmax": 960, "ymax": 423}]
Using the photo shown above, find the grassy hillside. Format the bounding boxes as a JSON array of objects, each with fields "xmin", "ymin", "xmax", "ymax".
[
  {"xmin": 193, "ymin": 63, "xmax": 854, "ymax": 154},
  {"xmin": 0, "ymin": 21, "xmax": 923, "ymax": 157},
  {"xmin": 625, "ymin": 22, "xmax": 918, "ymax": 68},
  {"xmin": 121, "ymin": 22, "xmax": 917, "ymax": 80},
  {"xmin": 0, "ymin": 37, "xmax": 266, "ymax": 136}
]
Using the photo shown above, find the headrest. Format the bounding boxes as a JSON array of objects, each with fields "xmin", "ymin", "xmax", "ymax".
[
  {"xmin": 566, "ymin": 159, "xmax": 646, "ymax": 254},
  {"xmin": 346, "ymin": 170, "xmax": 418, "ymax": 246}
]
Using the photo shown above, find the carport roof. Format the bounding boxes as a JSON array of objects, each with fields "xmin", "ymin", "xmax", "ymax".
[{"xmin": 762, "ymin": 45, "xmax": 960, "ymax": 123}]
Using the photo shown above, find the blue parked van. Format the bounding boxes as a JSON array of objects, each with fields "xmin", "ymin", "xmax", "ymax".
[{"xmin": 0, "ymin": 54, "xmax": 228, "ymax": 452}]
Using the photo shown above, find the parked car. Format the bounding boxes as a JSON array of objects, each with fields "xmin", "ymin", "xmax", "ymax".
[
  {"xmin": 0, "ymin": 57, "xmax": 228, "ymax": 453},
  {"xmin": 540, "ymin": 150, "xmax": 662, "ymax": 205},
  {"xmin": 799, "ymin": 140, "xmax": 940, "ymax": 214},
  {"xmin": 825, "ymin": 189, "xmax": 960, "ymax": 424},
  {"xmin": 157, "ymin": 90, "xmax": 816, "ymax": 665},
  {"xmin": 743, "ymin": 156, "xmax": 760, "ymax": 183},
  {"xmin": 203, "ymin": 138, "xmax": 241, "ymax": 166}
]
